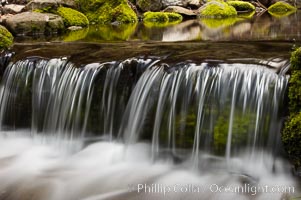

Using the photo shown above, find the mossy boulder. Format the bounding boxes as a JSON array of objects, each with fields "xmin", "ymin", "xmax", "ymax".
[
  {"xmin": 200, "ymin": 1, "xmax": 237, "ymax": 18},
  {"xmin": 143, "ymin": 11, "xmax": 183, "ymax": 27},
  {"xmin": 0, "ymin": 25, "xmax": 13, "ymax": 49},
  {"xmin": 57, "ymin": 7, "xmax": 89, "ymax": 27},
  {"xmin": 268, "ymin": 1, "xmax": 296, "ymax": 15},
  {"xmin": 227, "ymin": 1, "xmax": 255, "ymax": 12},
  {"xmin": 76, "ymin": 0, "xmax": 137, "ymax": 24},
  {"xmin": 282, "ymin": 112, "xmax": 301, "ymax": 168}
]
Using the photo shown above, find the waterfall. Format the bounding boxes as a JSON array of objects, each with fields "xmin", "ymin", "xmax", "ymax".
[{"xmin": 0, "ymin": 55, "xmax": 297, "ymax": 200}]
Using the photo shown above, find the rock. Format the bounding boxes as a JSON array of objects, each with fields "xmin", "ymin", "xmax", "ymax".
[
  {"xmin": 4, "ymin": 12, "xmax": 64, "ymax": 36},
  {"xmin": 143, "ymin": 11, "xmax": 183, "ymax": 26},
  {"xmin": 0, "ymin": 25, "xmax": 13, "ymax": 49},
  {"xmin": 199, "ymin": 1, "xmax": 237, "ymax": 18},
  {"xmin": 2, "ymin": 4, "xmax": 25, "ymax": 14},
  {"xmin": 164, "ymin": 6, "xmax": 197, "ymax": 16},
  {"xmin": 24, "ymin": 0, "xmax": 75, "ymax": 11},
  {"xmin": 136, "ymin": 0, "xmax": 162, "ymax": 12},
  {"xmin": 162, "ymin": 0, "xmax": 201, "ymax": 8}
]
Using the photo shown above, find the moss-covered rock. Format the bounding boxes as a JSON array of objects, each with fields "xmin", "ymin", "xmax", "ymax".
[
  {"xmin": 227, "ymin": 1, "xmax": 255, "ymax": 12},
  {"xmin": 282, "ymin": 112, "xmax": 301, "ymax": 168},
  {"xmin": 200, "ymin": 1, "xmax": 237, "ymax": 18},
  {"xmin": 268, "ymin": 1, "xmax": 296, "ymax": 15},
  {"xmin": 57, "ymin": 7, "xmax": 89, "ymax": 27},
  {"xmin": 76, "ymin": 0, "xmax": 137, "ymax": 24},
  {"xmin": 0, "ymin": 25, "xmax": 13, "ymax": 49},
  {"xmin": 143, "ymin": 11, "xmax": 183, "ymax": 27}
]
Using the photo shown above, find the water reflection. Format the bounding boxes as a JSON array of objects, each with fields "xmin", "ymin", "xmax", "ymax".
[{"xmin": 81, "ymin": 11, "xmax": 301, "ymax": 42}]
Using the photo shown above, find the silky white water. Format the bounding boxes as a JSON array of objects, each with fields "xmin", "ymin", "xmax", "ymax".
[{"xmin": 0, "ymin": 56, "xmax": 299, "ymax": 200}]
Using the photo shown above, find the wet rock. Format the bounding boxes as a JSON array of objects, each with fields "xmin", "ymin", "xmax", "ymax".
[
  {"xmin": 24, "ymin": 0, "xmax": 75, "ymax": 11},
  {"xmin": 4, "ymin": 12, "xmax": 64, "ymax": 36},
  {"xmin": 164, "ymin": 6, "xmax": 197, "ymax": 16},
  {"xmin": 136, "ymin": 0, "xmax": 162, "ymax": 12}
]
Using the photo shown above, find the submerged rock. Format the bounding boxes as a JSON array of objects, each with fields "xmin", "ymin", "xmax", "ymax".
[
  {"xmin": 4, "ymin": 12, "xmax": 64, "ymax": 36},
  {"xmin": 199, "ymin": 1, "xmax": 237, "ymax": 18},
  {"xmin": 0, "ymin": 25, "xmax": 13, "ymax": 49}
]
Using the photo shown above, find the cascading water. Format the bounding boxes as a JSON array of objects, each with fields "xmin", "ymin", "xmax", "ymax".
[{"xmin": 0, "ymin": 53, "xmax": 298, "ymax": 200}]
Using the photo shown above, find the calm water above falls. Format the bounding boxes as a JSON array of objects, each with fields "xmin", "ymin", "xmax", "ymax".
[{"xmin": 14, "ymin": 11, "xmax": 301, "ymax": 43}]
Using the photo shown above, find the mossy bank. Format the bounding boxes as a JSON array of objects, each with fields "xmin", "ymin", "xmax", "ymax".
[{"xmin": 282, "ymin": 47, "xmax": 301, "ymax": 170}]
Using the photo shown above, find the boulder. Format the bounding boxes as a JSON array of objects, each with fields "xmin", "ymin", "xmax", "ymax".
[
  {"xmin": 4, "ymin": 12, "xmax": 64, "ymax": 36},
  {"xmin": 24, "ymin": 0, "xmax": 76, "ymax": 11},
  {"xmin": 164, "ymin": 6, "xmax": 197, "ymax": 16},
  {"xmin": 136, "ymin": 0, "xmax": 162, "ymax": 12}
]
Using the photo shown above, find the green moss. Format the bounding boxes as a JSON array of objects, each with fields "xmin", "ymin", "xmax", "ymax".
[
  {"xmin": 33, "ymin": 6, "xmax": 56, "ymax": 13},
  {"xmin": 200, "ymin": 1, "xmax": 237, "ymax": 18},
  {"xmin": 288, "ymin": 71, "xmax": 301, "ymax": 115},
  {"xmin": 282, "ymin": 47, "xmax": 301, "ymax": 169},
  {"xmin": 57, "ymin": 7, "xmax": 89, "ymax": 27},
  {"xmin": 143, "ymin": 12, "xmax": 183, "ymax": 27},
  {"xmin": 63, "ymin": 28, "xmax": 89, "ymax": 42},
  {"xmin": 76, "ymin": 0, "xmax": 137, "ymax": 24},
  {"xmin": 213, "ymin": 112, "xmax": 250, "ymax": 153},
  {"xmin": 0, "ymin": 25, "xmax": 13, "ymax": 49},
  {"xmin": 268, "ymin": 1, "xmax": 296, "ymax": 15},
  {"xmin": 282, "ymin": 112, "xmax": 301, "ymax": 167},
  {"xmin": 290, "ymin": 47, "xmax": 301, "ymax": 71},
  {"xmin": 227, "ymin": 1, "xmax": 255, "ymax": 12}
]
